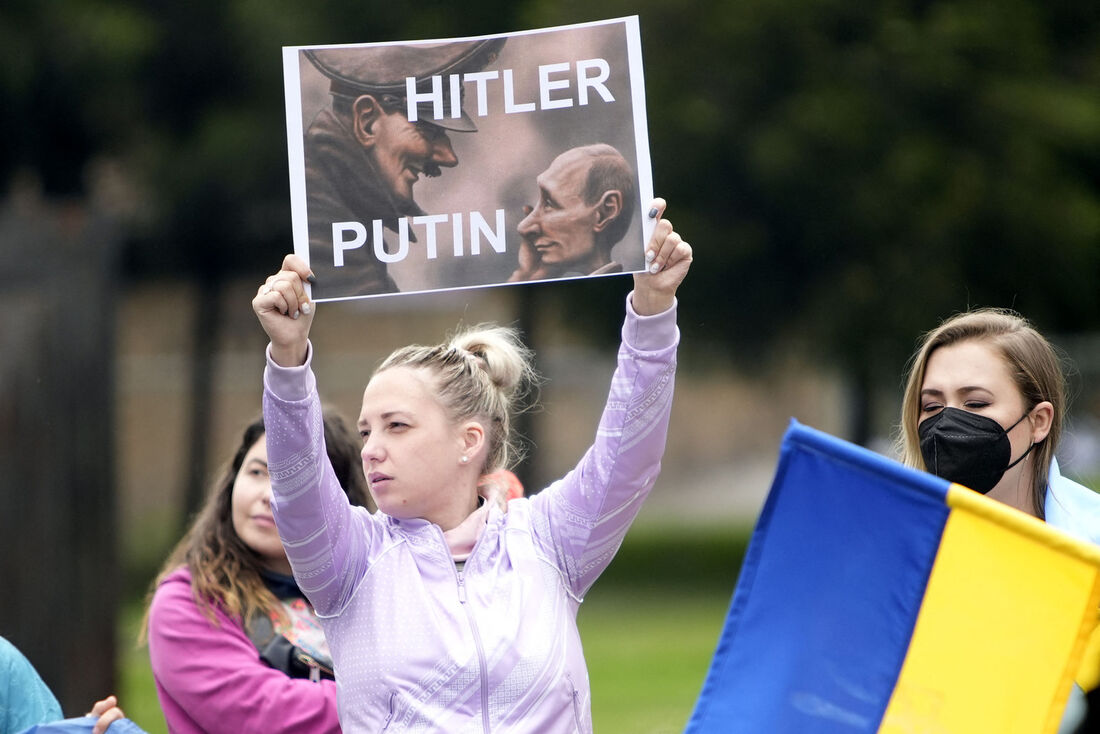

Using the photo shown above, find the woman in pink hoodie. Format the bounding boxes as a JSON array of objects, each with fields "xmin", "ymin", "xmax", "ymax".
[{"xmin": 142, "ymin": 413, "xmax": 369, "ymax": 733}]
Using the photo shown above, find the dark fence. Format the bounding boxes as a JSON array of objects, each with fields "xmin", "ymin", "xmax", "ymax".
[{"xmin": 0, "ymin": 191, "xmax": 120, "ymax": 712}]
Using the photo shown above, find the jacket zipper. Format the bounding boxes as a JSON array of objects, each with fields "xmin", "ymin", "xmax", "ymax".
[
  {"xmin": 567, "ymin": 674, "xmax": 583, "ymax": 730},
  {"xmin": 457, "ymin": 568, "xmax": 491, "ymax": 733},
  {"xmin": 379, "ymin": 690, "xmax": 396, "ymax": 732}
]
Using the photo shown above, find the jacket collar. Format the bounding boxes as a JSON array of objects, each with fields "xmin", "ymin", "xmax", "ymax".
[{"xmin": 384, "ymin": 496, "xmax": 493, "ymax": 561}]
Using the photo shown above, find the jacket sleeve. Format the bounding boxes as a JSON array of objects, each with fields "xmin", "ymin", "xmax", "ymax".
[
  {"xmin": 0, "ymin": 636, "xmax": 62, "ymax": 732},
  {"xmin": 262, "ymin": 341, "xmax": 372, "ymax": 616},
  {"xmin": 530, "ymin": 292, "xmax": 679, "ymax": 598},
  {"xmin": 147, "ymin": 572, "xmax": 340, "ymax": 734}
]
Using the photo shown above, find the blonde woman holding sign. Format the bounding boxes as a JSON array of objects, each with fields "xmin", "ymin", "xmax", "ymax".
[{"xmin": 253, "ymin": 198, "xmax": 690, "ymax": 732}]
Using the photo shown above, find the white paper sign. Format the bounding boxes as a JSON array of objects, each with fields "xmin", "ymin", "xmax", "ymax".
[{"xmin": 283, "ymin": 16, "xmax": 653, "ymax": 301}]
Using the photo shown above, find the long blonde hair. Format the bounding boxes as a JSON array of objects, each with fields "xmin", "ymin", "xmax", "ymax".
[{"xmin": 897, "ymin": 308, "xmax": 1065, "ymax": 517}]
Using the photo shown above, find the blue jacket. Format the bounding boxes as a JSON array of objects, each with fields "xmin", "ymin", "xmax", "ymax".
[
  {"xmin": 15, "ymin": 718, "xmax": 146, "ymax": 734},
  {"xmin": 1, "ymin": 636, "xmax": 61, "ymax": 734},
  {"xmin": 1045, "ymin": 458, "xmax": 1100, "ymax": 544}
]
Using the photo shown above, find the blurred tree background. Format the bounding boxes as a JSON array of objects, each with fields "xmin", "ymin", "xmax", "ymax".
[{"xmin": 0, "ymin": 0, "xmax": 1097, "ymax": 718}]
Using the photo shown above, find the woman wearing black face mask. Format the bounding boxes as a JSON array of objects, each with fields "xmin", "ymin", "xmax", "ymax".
[
  {"xmin": 896, "ymin": 307, "xmax": 1100, "ymax": 734},
  {"xmin": 897, "ymin": 308, "xmax": 1100, "ymax": 533}
]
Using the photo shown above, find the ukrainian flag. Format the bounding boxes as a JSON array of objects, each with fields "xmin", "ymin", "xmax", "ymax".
[{"xmin": 685, "ymin": 420, "xmax": 1100, "ymax": 734}]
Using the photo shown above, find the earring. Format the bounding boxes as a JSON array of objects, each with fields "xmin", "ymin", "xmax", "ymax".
[{"xmin": 460, "ymin": 455, "xmax": 469, "ymax": 464}]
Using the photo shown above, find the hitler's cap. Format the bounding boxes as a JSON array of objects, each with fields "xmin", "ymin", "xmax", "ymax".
[{"xmin": 305, "ymin": 38, "xmax": 506, "ymax": 132}]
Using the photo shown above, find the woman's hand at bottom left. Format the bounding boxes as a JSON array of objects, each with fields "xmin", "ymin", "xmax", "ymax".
[{"xmin": 88, "ymin": 695, "xmax": 126, "ymax": 734}]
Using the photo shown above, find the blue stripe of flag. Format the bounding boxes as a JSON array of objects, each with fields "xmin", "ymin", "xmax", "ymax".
[{"xmin": 685, "ymin": 420, "xmax": 953, "ymax": 733}]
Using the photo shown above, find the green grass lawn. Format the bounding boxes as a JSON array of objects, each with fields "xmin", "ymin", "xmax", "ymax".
[
  {"xmin": 118, "ymin": 603, "xmax": 168, "ymax": 734},
  {"xmin": 119, "ymin": 524, "xmax": 748, "ymax": 733},
  {"xmin": 579, "ymin": 523, "xmax": 748, "ymax": 733},
  {"xmin": 580, "ymin": 589, "xmax": 731, "ymax": 734}
]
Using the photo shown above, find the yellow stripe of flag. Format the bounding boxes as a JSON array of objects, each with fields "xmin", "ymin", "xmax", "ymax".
[{"xmin": 880, "ymin": 484, "xmax": 1100, "ymax": 733}]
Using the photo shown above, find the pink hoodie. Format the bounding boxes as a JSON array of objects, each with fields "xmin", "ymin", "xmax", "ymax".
[{"xmin": 147, "ymin": 566, "xmax": 341, "ymax": 733}]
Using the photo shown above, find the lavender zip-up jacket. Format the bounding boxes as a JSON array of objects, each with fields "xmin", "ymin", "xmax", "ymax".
[{"xmin": 263, "ymin": 295, "xmax": 678, "ymax": 733}]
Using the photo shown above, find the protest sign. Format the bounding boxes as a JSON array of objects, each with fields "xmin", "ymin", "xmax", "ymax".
[{"xmin": 283, "ymin": 16, "xmax": 653, "ymax": 301}]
